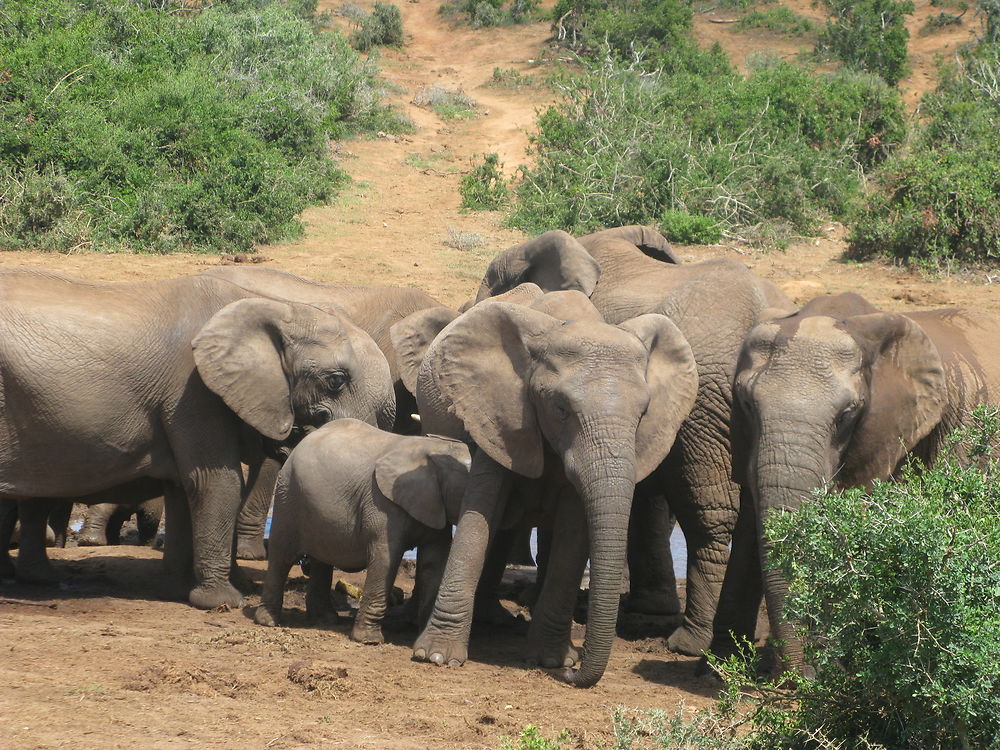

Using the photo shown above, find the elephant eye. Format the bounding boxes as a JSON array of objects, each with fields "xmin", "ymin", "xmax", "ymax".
[
  {"xmin": 835, "ymin": 402, "xmax": 861, "ymax": 433},
  {"xmin": 326, "ymin": 371, "xmax": 350, "ymax": 392},
  {"xmin": 553, "ymin": 401, "xmax": 570, "ymax": 421}
]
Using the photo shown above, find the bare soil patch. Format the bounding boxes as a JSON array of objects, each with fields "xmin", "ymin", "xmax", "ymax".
[{"xmin": 2, "ymin": 3, "xmax": 998, "ymax": 749}]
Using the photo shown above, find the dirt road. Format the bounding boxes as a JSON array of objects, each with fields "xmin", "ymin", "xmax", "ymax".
[{"xmin": 1, "ymin": 3, "xmax": 996, "ymax": 749}]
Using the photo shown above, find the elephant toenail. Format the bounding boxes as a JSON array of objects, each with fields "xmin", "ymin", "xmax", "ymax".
[{"xmin": 430, "ymin": 652, "xmax": 445, "ymax": 665}]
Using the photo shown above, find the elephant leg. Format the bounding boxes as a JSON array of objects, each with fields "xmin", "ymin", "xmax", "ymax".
[
  {"xmin": 135, "ymin": 497, "xmax": 164, "ymax": 546},
  {"xmin": 525, "ymin": 487, "xmax": 587, "ymax": 669},
  {"xmin": 667, "ymin": 476, "xmax": 739, "ymax": 656},
  {"xmin": 48, "ymin": 501, "xmax": 73, "ymax": 549},
  {"xmin": 236, "ymin": 455, "xmax": 280, "ymax": 561},
  {"xmin": 254, "ymin": 543, "xmax": 298, "ymax": 628},
  {"xmin": 520, "ymin": 526, "xmax": 552, "ymax": 610},
  {"xmin": 305, "ymin": 560, "xmax": 335, "ymax": 622},
  {"xmin": 413, "ymin": 449, "xmax": 511, "ymax": 667},
  {"xmin": 14, "ymin": 499, "xmax": 63, "ymax": 585},
  {"xmin": 625, "ymin": 486, "xmax": 680, "ymax": 615},
  {"xmin": 162, "ymin": 484, "xmax": 196, "ymax": 600},
  {"xmin": 508, "ymin": 525, "xmax": 535, "ymax": 566},
  {"xmin": 414, "ymin": 531, "xmax": 452, "ymax": 629},
  {"xmin": 352, "ymin": 539, "xmax": 405, "ymax": 644},
  {"xmin": 106, "ymin": 505, "xmax": 133, "ymax": 546},
  {"xmin": 473, "ymin": 527, "xmax": 520, "ymax": 627},
  {"xmin": 708, "ymin": 485, "xmax": 763, "ymax": 659},
  {"xmin": 1, "ymin": 499, "xmax": 19, "ymax": 579},
  {"xmin": 78, "ymin": 503, "xmax": 116, "ymax": 547}
]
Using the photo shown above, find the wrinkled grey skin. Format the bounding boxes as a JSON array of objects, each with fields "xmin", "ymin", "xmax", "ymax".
[
  {"xmin": 254, "ymin": 419, "xmax": 471, "ymax": 644},
  {"xmin": 727, "ymin": 292, "xmax": 1000, "ymax": 672},
  {"xmin": 200, "ymin": 266, "xmax": 443, "ymax": 561},
  {"xmin": 406, "ymin": 289, "xmax": 699, "ymax": 687},
  {"xmin": 0, "ymin": 269, "xmax": 395, "ymax": 607},
  {"xmin": 473, "ymin": 227, "xmax": 794, "ymax": 656}
]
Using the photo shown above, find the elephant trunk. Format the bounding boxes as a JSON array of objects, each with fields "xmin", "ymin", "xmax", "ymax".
[
  {"xmin": 752, "ymin": 441, "xmax": 830, "ymax": 674},
  {"xmin": 566, "ymin": 437, "xmax": 636, "ymax": 688}
]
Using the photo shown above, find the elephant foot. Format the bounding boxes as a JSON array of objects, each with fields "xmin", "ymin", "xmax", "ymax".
[
  {"xmin": 189, "ymin": 581, "xmax": 243, "ymax": 610},
  {"xmin": 412, "ymin": 625, "xmax": 468, "ymax": 667},
  {"xmin": 527, "ymin": 638, "xmax": 579, "ymax": 669},
  {"xmin": 236, "ymin": 536, "xmax": 267, "ymax": 561},
  {"xmin": 14, "ymin": 560, "xmax": 65, "ymax": 586},
  {"xmin": 625, "ymin": 588, "xmax": 681, "ymax": 616},
  {"xmin": 254, "ymin": 605, "xmax": 279, "ymax": 627},
  {"xmin": 77, "ymin": 532, "xmax": 108, "ymax": 547},
  {"xmin": 305, "ymin": 593, "xmax": 338, "ymax": 622},
  {"xmin": 350, "ymin": 623, "xmax": 384, "ymax": 645},
  {"xmin": 666, "ymin": 624, "xmax": 711, "ymax": 656}
]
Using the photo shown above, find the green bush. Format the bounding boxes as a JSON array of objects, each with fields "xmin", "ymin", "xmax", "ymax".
[
  {"xmin": 764, "ymin": 405, "xmax": 1000, "ymax": 748},
  {"xmin": 509, "ymin": 56, "xmax": 905, "ymax": 242},
  {"xmin": 350, "ymin": 2, "xmax": 404, "ymax": 50},
  {"xmin": 848, "ymin": 42, "xmax": 1000, "ymax": 265},
  {"xmin": 659, "ymin": 210, "xmax": 722, "ymax": 244},
  {"xmin": 736, "ymin": 6, "xmax": 815, "ymax": 36},
  {"xmin": 459, "ymin": 153, "xmax": 509, "ymax": 210},
  {"xmin": 814, "ymin": 0, "xmax": 915, "ymax": 86},
  {"xmin": 439, "ymin": 0, "xmax": 540, "ymax": 28},
  {"xmin": 0, "ymin": 0, "xmax": 404, "ymax": 253}
]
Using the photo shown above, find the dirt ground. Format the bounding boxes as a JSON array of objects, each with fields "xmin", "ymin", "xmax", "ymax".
[{"xmin": 1, "ymin": 3, "xmax": 997, "ymax": 749}]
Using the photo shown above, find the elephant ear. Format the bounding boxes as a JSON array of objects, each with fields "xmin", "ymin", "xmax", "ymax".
[
  {"xmin": 487, "ymin": 282, "xmax": 545, "ymax": 306},
  {"xmin": 390, "ymin": 307, "xmax": 459, "ymax": 396},
  {"xmin": 192, "ymin": 298, "xmax": 295, "ymax": 441},
  {"xmin": 578, "ymin": 225, "xmax": 681, "ymax": 264},
  {"xmin": 840, "ymin": 312, "xmax": 947, "ymax": 484},
  {"xmin": 429, "ymin": 302, "xmax": 561, "ymax": 478},
  {"xmin": 374, "ymin": 441, "xmax": 454, "ymax": 529},
  {"xmin": 618, "ymin": 314, "xmax": 698, "ymax": 481},
  {"xmin": 475, "ymin": 231, "xmax": 600, "ymax": 302}
]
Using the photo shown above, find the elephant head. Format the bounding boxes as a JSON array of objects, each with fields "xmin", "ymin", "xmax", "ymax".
[
  {"xmin": 424, "ymin": 300, "xmax": 698, "ymax": 686},
  {"xmin": 193, "ymin": 298, "xmax": 396, "ymax": 441},
  {"xmin": 731, "ymin": 292, "xmax": 947, "ymax": 670},
  {"xmin": 374, "ymin": 437, "xmax": 472, "ymax": 529}
]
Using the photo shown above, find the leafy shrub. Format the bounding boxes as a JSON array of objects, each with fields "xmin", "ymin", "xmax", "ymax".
[
  {"xmin": 659, "ymin": 210, "xmax": 722, "ymax": 244},
  {"xmin": 510, "ymin": 55, "xmax": 905, "ymax": 243},
  {"xmin": 921, "ymin": 10, "xmax": 965, "ymax": 33},
  {"xmin": 814, "ymin": 0, "xmax": 915, "ymax": 86},
  {"xmin": 765, "ymin": 405, "xmax": 1000, "ymax": 748},
  {"xmin": 488, "ymin": 67, "xmax": 536, "ymax": 89},
  {"xmin": 736, "ymin": 6, "xmax": 815, "ymax": 36},
  {"xmin": 439, "ymin": 0, "xmax": 540, "ymax": 28},
  {"xmin": 412, "ymin": 84, "xmax": 480, "ymax": 120},
  {"xmin": 459, "ymin": 153, "xmax": 509, "ymax": 210},
  {"xmin": 848, "ymin": 42, "xmax": 1000, "ymax": 265},
  {"xmin": 350, "ymin": 2, "xmax": 404, "ymax": 50},
  {"xmin": 499, "ymin": 726, "xmax": 571, "ymax": 750},
  {"xmin": 0, "ymin": 0, "xmax": 404, "ymax": 253}
]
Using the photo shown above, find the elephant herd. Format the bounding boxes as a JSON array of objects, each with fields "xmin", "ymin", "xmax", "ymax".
[{"xmin": 2, "ymin": 226, "xmax": 998, "ymax": 687}]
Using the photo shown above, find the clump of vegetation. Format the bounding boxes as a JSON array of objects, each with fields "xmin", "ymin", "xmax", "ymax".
[
  {"xmin": 503, "ymin": 407, "xmax": 1000, "ymax": 749},
  {"xmin": 659, "ymin": 210, "xmax": 722, "ymax": 245},
  {"xmin": 510, "ymin": 55, "xmax": 905, "ymax": 242},
  {"xmin": 736, "ymin": 6, "xmax": 815, "ymax": 36},
  {"xmin": 499, "ymin": 726, "xmax": 572, "ymax": 750},
  {"xmin": 439, "ymin": 0, "xmax": 540, "ymax": 28},
  {"xmin": 921, "ymin": 10, "xmax": 965, "ymax": 33},
  {"xmin": 459, "ymin": 153, "xmax": 509, "ymax": 210},
  {"xmin": 848, "ymin": 41, "xmax": 1000, "ymax": 265},
  {"xmin": 814, "ymin": 0, "xmax": 915, "ymax": 86},
  {"xmin": 412, "ymin": 84, "xmax": 480, "ymax": 120},
  {"xmin": 487, "ymin": 67, "xmax": 536, "ymax": 89},
  {"xmin": 349, "ymin": 2, "xmax": 404, "ymax": 50},
  {"xmin": 0, "ymin": 0, "xmax": 406, "ymax": 254}
]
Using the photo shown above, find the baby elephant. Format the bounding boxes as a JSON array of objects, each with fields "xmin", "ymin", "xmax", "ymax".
[{"xmin": 254, "ymin": 419, "xmax": 471, "ymax": 644}]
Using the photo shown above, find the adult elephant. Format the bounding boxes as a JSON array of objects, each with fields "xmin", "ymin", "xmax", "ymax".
[
  {"xmin": 408, "ymin": 288, "xmax": 699, "ymax": 687},
  {"xmin": 0, "ymin": 269, "xmax": 394, "ymax": 606},
  {"xmin": 724, "ymin": 292, "xmax": 1000, "ymax": 673},
  {"xmin": 472, "ymin": 227, "xmax": 794, "ymax": 655},
  {"xmin": 200, "ymin": 266, "xmax": 444, "ymax": 560}
]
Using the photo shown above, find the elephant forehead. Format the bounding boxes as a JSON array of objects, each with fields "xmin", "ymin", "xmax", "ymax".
[
  {"xmin": 764, "ymin": 316, "xmax": 863, "ymax": 374},
  {"xmin": 546, "ymin": 324, "xmax": 645, "ymax": 362}
]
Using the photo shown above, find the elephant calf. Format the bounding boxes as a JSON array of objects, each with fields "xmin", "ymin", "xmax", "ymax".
[{"xmin": 255, "ymin": 419, "xmax": 471, "ymax": 644}]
